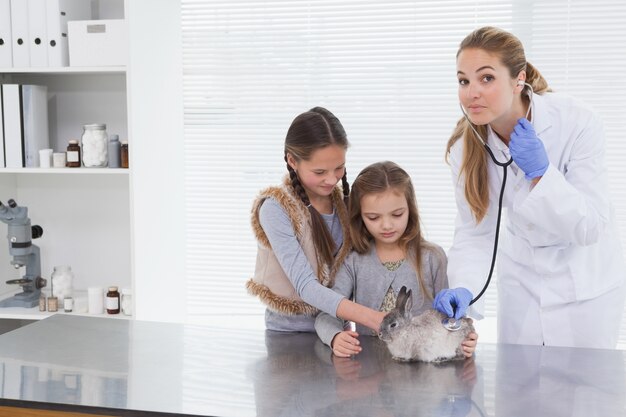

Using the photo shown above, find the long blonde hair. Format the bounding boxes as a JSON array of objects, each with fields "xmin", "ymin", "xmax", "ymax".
[
  {"xmin": 349, "ymin": 161, "xmax": 441, "ymax": 300},
  {"xmin": 446, "ymin": 26, "xmax": 551, "ymax": 223}
]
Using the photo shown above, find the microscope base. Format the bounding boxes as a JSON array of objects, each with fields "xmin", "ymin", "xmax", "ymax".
[{"xmin": 0, "ymin": 290, "xmax": 40, "ymax": 308}]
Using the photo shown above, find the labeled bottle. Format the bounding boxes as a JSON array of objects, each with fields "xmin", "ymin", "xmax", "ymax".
[
  {"xmin": 82, "ymin": 123, "xmax": 108, "ymax": 167},
  {"xmin": 120, "ymin": 141, "xmax": 129, "ymax": 168},
  {"xmin": 39, "ymin": 294, "xmax": 47, "ymax": 311},
  {"xmin": 64, "ymin": 297, "xmax": 73, "ymax": 313},
  {"xmin": 108, "ymin": 134, "xmax": 121, "ymax": 168},
  {"xmin": 66, "ymin": 140, "xmax": 81, "ymax": 167},
  {"xmin": 106, "ymin": 286, "xmax": 120, "ymax": 314},
  {"xmin": 48, "ymin": 296, "xmax": 58, "ymax": 312}
]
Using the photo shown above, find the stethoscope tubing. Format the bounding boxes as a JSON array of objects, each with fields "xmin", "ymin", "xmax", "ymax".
[{"xmin": 458, "ymin": 84, "xmax": 533, "ymax": 306}]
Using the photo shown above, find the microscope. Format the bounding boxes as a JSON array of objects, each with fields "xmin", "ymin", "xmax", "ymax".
[{"xmin": 0, "ymin": 199, "xmax": 47, "ymax": 308}]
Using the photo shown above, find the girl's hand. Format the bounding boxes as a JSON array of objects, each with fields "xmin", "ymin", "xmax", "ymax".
[
  {"xmin": 462, "ymin": 331, "xmax": 478, "ymax": 358},
  {"xmin": 331, "ymin": 330, "xmax": 362, "ymax": 357}
]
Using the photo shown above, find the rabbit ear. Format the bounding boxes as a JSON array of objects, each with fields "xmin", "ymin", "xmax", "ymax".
[
  {"xmin": 396, "ymin": 286, "xmax": 409, "ymax": 314},
  {"xmin": 404, "ymin": 289, "xmax": 413, "ymax": 317}
]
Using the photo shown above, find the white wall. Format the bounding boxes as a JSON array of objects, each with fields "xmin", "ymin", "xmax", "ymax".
[{"xmin": 127, "ymin": 0, "xmax": 186, "ymax": 322}]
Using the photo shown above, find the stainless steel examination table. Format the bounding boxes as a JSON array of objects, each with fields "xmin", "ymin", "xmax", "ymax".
[{"xmin": 0, "ymin": 314, "xmax": 624, "ymax": 417}]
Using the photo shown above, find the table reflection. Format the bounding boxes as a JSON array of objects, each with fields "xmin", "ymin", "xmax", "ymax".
[
  {"xmin": 495, "ymin": 344, "xmax": 626, "ymax": 417},
  {"xmin": 249, "ymin": 331, "xmax": 483, "ymax": 417}
]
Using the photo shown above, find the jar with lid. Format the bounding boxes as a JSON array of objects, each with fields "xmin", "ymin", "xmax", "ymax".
[
  {"xmin": 108, "ymin": 134, "xmax": 121, "ymax": 168},
  {"xmin": 106, "ymin": 286, "xmax": 120, "ymax": 314},
  {"xmin": 121, "ymin": 288, "xmax": 132, "ymax": 316},
  {"xmin": 120, "ymin": 141, "xmax": 129, "ymax": 168},
  {"xmin": 51, "ymin": 265, "xmax": 74, "ymax": 303},
  {"xmin": 66, "ymin": 140, "xmax": 81, "ymax": 167},
  {"xmin": 81, "ymin": 123, "xmax": 108, "ymax": 167}
]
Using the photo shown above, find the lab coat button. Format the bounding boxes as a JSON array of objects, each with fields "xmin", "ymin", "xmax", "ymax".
[{"xmin": 527, "ymin": 224, "xmax": 534, "ymax": 231}]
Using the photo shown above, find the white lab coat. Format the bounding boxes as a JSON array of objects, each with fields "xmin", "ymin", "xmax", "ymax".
[{"xmin": 447, "ymin": 92, "xmax": 626, "ymax": 348}]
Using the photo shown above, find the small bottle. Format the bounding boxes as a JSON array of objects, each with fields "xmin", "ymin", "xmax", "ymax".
[
  {"xmin": 108, "ymin": 134, "xmax": 121, "ymax": 168},
  {"xmin": 64, "ymin": 296, "xmax": 73, "ymax": 313},
  {"xmin": 66, "ymin": 140, "xmax": 81, "ymax": 167},
  {"xmin": 120, "ymin": 141, "xmax": 129, "ymax": 168},
  {"xmin": 106, "ymin": 286, "xmax": 120, "ymax": 314},
  {"xmin": 121, "ymin": 288, "xmax": 132, "ymax": 316},
  {"xmin": 48, "ymin": 296, "xmax": 58, "ymax": 312},
  {"xmin": 39, "ymin": 294, "xmax": 47, "ymax": 311}
]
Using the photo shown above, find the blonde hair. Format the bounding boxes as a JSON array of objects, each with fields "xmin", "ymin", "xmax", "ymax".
[
  {"xmin": 349, "ymin": 161, "xmax": 442, "ymax": 300},
  {"xmin": 446, "ymin": 26, "xmax": 551, "ymax": 222}
]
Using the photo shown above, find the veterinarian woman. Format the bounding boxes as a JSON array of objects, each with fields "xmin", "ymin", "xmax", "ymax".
[{"xmin": 432, "ymin": 26, "xmax": 626, "ymax": 349}]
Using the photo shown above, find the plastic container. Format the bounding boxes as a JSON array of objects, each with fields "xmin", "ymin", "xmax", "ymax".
[
  {"xmin": 108, "ymin": 134, "xmax": 121, "ymax": 168},
  {"xmin": 88, "ymin": 287, "xmax": 104, "ymax": 314},
  {"xmin": 81, "ymin": 123, "xmax": 108, "ymax": 167},
  {"xmin": 121, "ymin": 288, "xmax": 132, "ymax": 316}
]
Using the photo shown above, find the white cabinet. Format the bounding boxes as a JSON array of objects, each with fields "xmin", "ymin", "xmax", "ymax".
[
  {"xmin": 0, "ymin": 0, "xmax": 186, "ymax": 323},
  {"xmin": 0, "ymin": 1, "xmax": 131, "ymax": 316}
]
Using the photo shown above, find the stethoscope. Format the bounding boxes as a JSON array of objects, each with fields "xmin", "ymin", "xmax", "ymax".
[{"xmin": 442, "ymin": 82, "xmax": 534, "ymax": 332}]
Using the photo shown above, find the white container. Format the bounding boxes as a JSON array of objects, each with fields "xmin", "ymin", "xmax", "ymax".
[
  {"xmin": 38, "ymin": 149, "xmax": 53, "ymax": 168},
  {"xmin": 121, "ymin": 288, "xmax": 132, "ymax": 316},
  {"xmin": 68, "ymin": 19, "xmax": 127, "ymax": 67},
  {"xmin": 52, "ymin": 152, "xmax": 66, "ymax": 168},
  {"xmin": 88, "ymin": 287, "xmax": 104, "ymax": 314},
  {"xmin": 51, "ymin": 265, "xmax": 74, "ymax": 303},
  {"xmin": 81, "ymin": 124, "xmax": 108, "ymax": 167}
]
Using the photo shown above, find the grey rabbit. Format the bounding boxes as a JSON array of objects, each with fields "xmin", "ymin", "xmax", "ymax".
[{"xmin": 378, "ymin": 286, "xmax": 475, "ymax": 362}]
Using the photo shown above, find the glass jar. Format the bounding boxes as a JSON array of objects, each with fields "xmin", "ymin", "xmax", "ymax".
[
  {"xmin": 81, "ymin": 123, "xmax": 108, "ymax": 167},
  {"xmin": 51, "ymin": 265, "xmax": 74, "ymax": 303},
  {"xmin": 121, "ymin": 288, "xmax": 132, "ymax": 316}
]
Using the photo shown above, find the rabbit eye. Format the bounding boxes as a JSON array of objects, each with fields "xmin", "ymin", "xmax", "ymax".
[{"xmin": 390, "ymin": 322, "xmax": 398, "ymax": 328}]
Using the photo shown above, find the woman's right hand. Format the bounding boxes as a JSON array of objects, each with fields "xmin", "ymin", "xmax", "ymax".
[{"xmin": 331, "ymin": 330, "xmax": 362, "ymax": 357}]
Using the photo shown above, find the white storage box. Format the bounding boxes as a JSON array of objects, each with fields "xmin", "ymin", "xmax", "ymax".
[{"xmin": 68, "ymin": 19, "xmax": 127, "ymax": 66}]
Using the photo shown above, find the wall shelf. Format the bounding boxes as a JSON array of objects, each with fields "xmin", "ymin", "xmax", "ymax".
[
  {"xmin": 0, "ymin": 66, "xmax": 126, "ymax": 75},
  {"xmin": 0, "ymin": 168, "xmax": 129, "ymax": 175}
]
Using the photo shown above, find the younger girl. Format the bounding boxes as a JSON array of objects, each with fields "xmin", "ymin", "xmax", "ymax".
[
  {"xmin": 315, "ymin": 161, "xmax": 478, "ymax": 357},
  {"xmin": 247, "ymin": 107, "xmax": 387, "ymax": 332}
]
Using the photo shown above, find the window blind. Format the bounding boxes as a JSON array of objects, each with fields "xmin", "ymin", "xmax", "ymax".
[{"xmin": 181, "ymin": 0, "xmax": 626, "ymax": 349}]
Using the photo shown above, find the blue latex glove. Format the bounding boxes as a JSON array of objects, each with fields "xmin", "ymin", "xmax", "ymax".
[
  {"xmin": 509, "ymin": 118, "xmax": 549, "ymax": 180},
  {"xmin": 433, "ymin": 288, "xmax": 473, "ymax": 320}
]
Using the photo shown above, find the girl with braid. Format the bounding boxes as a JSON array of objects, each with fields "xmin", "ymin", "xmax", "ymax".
[{"xmin": 247, "ymin": 107, "xmax": 387, "ymax": 332}]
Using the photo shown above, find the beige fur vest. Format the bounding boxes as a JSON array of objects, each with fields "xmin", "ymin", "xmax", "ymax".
[{"xmin": 246, "ymin": 177, "xmax": 351, "ymax": 316}]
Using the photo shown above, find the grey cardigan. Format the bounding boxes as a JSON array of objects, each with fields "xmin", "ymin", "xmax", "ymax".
[{"xmin": 315, "ymin": 242, "xmax": 448, "ymax": 347}]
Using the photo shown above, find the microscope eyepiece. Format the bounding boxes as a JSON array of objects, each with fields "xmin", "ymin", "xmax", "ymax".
[
  {"xmin": 8, "ymin": 199, "xmax": 17, "ymax": 208},
  {"xmin": 32, "ymin": 225, "xmax": 43, "ymax": 239}
]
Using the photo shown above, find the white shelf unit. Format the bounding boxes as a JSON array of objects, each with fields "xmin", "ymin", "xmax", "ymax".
[{"xmin": 0, "ymin": 0, "xmax": 131, "ymax": 317}]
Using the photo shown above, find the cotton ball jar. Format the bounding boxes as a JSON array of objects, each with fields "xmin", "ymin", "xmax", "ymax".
[{"xmin": 81, "ymin": 124, "xmax": 109, "ymax": 167}]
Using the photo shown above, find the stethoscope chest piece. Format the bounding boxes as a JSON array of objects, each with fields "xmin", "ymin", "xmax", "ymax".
[{"xmin": 442, "ymin": 317, "xmax": 462, "ymax": 332}]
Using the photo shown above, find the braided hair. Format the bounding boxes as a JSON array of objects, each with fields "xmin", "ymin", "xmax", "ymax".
[{"xmin": 284, "ymin": 107, "xmax": 350, "ymax": 269}]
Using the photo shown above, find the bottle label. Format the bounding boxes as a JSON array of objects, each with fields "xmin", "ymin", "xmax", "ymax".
[
  {"xmin": 106, "ymin": 296, "xmax": 119, "ymax": 310},
  {"xmin": 67, "ymin": 151, "xmax": 79, "ymax": 162}
]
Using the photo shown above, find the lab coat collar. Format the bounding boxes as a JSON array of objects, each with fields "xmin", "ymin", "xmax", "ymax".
[
  {"xmin": 486, "ymin": 91, "xmax": 552, "ymax": 151},
  {"xmin": 528, "ymin": 91, "xmax": 552, "ymax": 136}
]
